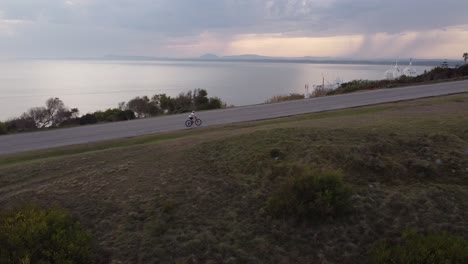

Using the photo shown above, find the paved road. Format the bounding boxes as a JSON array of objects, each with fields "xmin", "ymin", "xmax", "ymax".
[{"xmin": 1, "ymin": 80, "xmax": 468, "ymax": 155}]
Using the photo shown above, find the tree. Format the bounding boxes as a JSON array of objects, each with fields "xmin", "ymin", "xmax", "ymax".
[
  {"xmin": 207, "ymin": 97, "xmax": 223, "ymax": 109},
  {"xmin": 463, "ymin": 52, "xmax": 468, "ymax": 64},
  {"xmin": 127, "ymin": 96, "xmax": 150, "ymax": 118},
  {"xmin": 193, "ymin": 88, "xmax": 209, "ymax": 109},
  {"xmin": 56, "ymin": 108, "xmax": 80, "ymax": 126},
  {"xmin": 127, "ymin": 96, "xmax": 162, "ymax": 117},
  {"xmin": 118, "ymin": 101, "xmax": 126, "ymax": 110},
  {"xmin": 26, "ymin": 107, "xmax": 49, "ymax": 128},
  {"xmin": 24, "ymin": 97, "xmax": 70, "ymax": 128},
  {"xmin": 171, "ymin": 91, "xmax": 193, "ymax": 113},
  {"xmin": 154, "ymin": 94, "xmax": 175, "ymax": 113},
  {"xmin": 45, "ymin": 97, "xmax": 69, "ymax": 126},
  {"xmin": 152, "ymin": 89, "xmax": 224, "ymax": 113}
]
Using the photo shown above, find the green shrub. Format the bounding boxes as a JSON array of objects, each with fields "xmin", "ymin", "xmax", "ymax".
[
  {"xmin": 0, "ymin": 207, "xmax": 94, "ymax": 264},
  {"xmin": 94, "ymin": 108, "xmax": 135, "ymax": 122},
  {"xmin": 206, "ymin": 97, "xmax": 223, "ymax": 109},
  {"xmin": 265, "ymin": 168, "xmax": 353, "ymax": 221},
  {"xmin": 0, "ymin": 121, "xmax": 6, "ymax": 134},
  {"xmin": 371, "ymin": 229, "xmax": 468, "ymax": 264},
  {"xmin": 79, "ymin": 113, "xmax": 98, "ymax": 125}
]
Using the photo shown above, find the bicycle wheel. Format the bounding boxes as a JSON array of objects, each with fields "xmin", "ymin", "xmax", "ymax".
[
  {"xmin": 185, "ymin": 120, "xmax": 193, "ymax": 127},
  {"xmin": 195, "ymin": 119, "xmax": 202, "ymax": 126}
]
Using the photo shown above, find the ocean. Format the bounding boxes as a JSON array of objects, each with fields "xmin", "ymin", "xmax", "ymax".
[{"xmin": 0, "ymin": 59, "xmax": 433, "ymax": 120}]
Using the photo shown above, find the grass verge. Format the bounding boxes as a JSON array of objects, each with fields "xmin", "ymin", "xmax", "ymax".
[{"xmin": 0, "ymin": 93, "xmax": 467, "ymax": 263}]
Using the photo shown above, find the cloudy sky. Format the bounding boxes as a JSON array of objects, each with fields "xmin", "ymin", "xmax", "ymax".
[{"xmin": 0, "ymin": 0, "xmax": 467, "ymax": 59}]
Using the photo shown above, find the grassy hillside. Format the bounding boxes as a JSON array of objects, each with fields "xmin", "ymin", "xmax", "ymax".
[{"xmin": 1, "ymin": 94, "xmax": 468, "ymax": 263}]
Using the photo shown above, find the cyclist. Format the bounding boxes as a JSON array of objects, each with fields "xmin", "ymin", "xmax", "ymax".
[{"xmin": 188, "ymin": 110, "xmax": 197, "ymax": 122}]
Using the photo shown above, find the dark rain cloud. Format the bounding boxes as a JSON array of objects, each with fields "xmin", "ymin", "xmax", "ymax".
[{"xmin": 2, "ymin": 0, "xmax": 467, "ymax": 35}]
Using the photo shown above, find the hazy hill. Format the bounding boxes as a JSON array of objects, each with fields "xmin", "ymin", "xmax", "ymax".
[{"xmin": 98, "ymin": 53, "xmax": 460, "ymax": 66}]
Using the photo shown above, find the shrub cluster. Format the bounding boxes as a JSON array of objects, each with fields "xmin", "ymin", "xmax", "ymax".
[
  {"xmin": 371, "ymin": 229, "xmax": 468, "ymax": 264},
  {"xmin": 156, "ymin": 88, "xmax": 223, "ymax": 114},
  {"xmin": 329, "ymin": 64, "xmax": 468, "ymax": 95},
  {"xmin": 0, "ymin": 207, "xmax": 94, "ymax": 264},
  {"xmin": 1, "ymin": 88, "xmax": 225, "ymax": 134},
  {"xmin": 265, "ymin": 168, "xmax": 353, "ymax": 221},
  {"xmin": 0, "ymin": 121, "xmax": 6, "ymax": 135},
  {"xmin": 265, "ymin": 93, "xmax": 304, "ymax": 103},
  {"xmin": 267, "ymin": 64, "xmax": 468, "ymax": 102},
  {"xmin": 90, "ymin": 109, "xmax": 136, "ymax": 123}
]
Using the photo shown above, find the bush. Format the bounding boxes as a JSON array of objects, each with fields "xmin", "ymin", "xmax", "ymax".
[
  {"xmin": 116, "ymin": 109, "xmax": 136, "ymax": 121},
  {"xmin": 80, "ymin": 114, "xmax": 98, "ymax": 125},
  {"xmin": 59, "ymin": 118, "xmax": 81, "ymax": 127},
  {"xmin": 0, "ymin": 121, "xmax": 6, "ymax": 134},
  {"xmin": 206, "ymin": 97, "xmax": 223, "ymax": 110},
  {"xmin": 265, "ymin": 93, "xmax": 304, "ymax": 103},
  {"xmin": 371, "ymin": 229, "xmax": 468, "ymax": 264},
  {"xmin": 311, "ymin": 86, "xmax": 334, "ymax": 97},
  {"xmin": 5, "ymin": 116, "xmax": 37, "ymax": 132},
  {"xmin": 126, "ymin": 96, "xmax": 162, "ymax": 117},
  {"xmin": 328, "ymin": 64, "xmax": 468, "ymax": 96},
  {"xmin": 94, "ymin": 109, "xmax": 136, "ymax": 122},
  {"xmin": 0, "ymin": 207, "xmax": 94, "ymax": 264},
  {"xmin": 265, "ymin": 168, "xmax": 353, "ymax": 221}
]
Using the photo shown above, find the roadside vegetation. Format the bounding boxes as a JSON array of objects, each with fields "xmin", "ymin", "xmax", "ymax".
[
  {"xmin": 0, "ymin": 206, "xmax": 103, "ymax": 264},
  {"xmin": 266, "ymin": 62, "xmax": 468, "ymax": 103},
  {"xmin": 371, "ymin": 229, "xmax": 468, "ymax": 264},
  {"xmin": 3, "ymin": 62, "xmax": 468, "ymax": 135},
  {"xmin": 330, "ymin": 63, "xmax": 468, "ymax": 95},
  {"xmin": 265, "ymin": 93, "xmax": 304, "ymax": 103},
  {"xmin": 1, "ymin": 94, "xmax": 467, "ymax": 263},
  {"xmin": 265, "ymin": 166, "xmax": 353, "ymax": 222},
  {"xmin": 0, "ymin": 88, "xmax": 224, "ymax": 134}
]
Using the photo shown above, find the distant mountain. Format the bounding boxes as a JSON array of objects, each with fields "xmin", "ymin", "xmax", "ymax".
[
  {"xmin": 198, "ymin": 54, "xmax": 275, "ymax": 60},
  {"xmin": 300, "ymin": 56, "xmax": 339, "ymax": 61},
  {"xmin": 102, "ymin": 54, "xmax": 160, "ymax": 60},
  {"xmin": 94, "ymin": 54, "xmax": 460, "ymax": 67},
  {"xmin": 199, "ymin": 53, "xmax": 219, "ymax": 60},
  {"xmin": 222, "ymin": 54, "xmax": 274, "ymax": 60},
  {"xmin": 199, "ymin": 54, "xmax": 343, "ymax": 61}
]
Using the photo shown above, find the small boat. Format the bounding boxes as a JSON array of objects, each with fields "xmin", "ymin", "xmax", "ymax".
[
  {"xmin": 384, "ymin": 60, "xmax": 402, "ymax": 80},
  {"xmin": 384, "ymin": 59, "xmax": 418, "ymax": 80},
  {"xmin": 403, "ymin": 58, "xmax": 418, "ymax": 77}
]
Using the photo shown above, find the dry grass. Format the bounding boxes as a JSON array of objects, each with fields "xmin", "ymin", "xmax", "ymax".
[
  {"xmin": 311, "ymin": 86, "xmax": 334, "ymax": 97},
  {"xmin": 1, "ymin": 94, "xmax": 468, "ymax": 263},
  {"xmin": 265, "ymin": 93, "xmax": 304, "ymax": 103}
]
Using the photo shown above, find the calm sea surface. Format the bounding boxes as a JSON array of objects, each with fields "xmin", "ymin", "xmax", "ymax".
[{"xmin": 0, "ymin": 60, "xmax": 433, "ymax": 120}]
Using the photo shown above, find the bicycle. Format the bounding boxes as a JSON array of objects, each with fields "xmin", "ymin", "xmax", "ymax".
[{"xmin": 185, "ymin": 118, "xmax": 202, "ymax": 127}]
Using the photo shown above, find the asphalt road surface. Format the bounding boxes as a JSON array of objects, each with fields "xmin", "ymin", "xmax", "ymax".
[{"xmin": 1, "ymin": 80, "xmax": 468, "ymax": 155}]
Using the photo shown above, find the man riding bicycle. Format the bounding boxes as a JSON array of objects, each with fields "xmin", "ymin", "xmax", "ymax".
[
  {"xmin": 185, "ymin": 110, "xmax": 202, "ymax": 127},
  {"xmin": 188, "ymin": 110, "xmax": 197, "ymax": 121}
]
